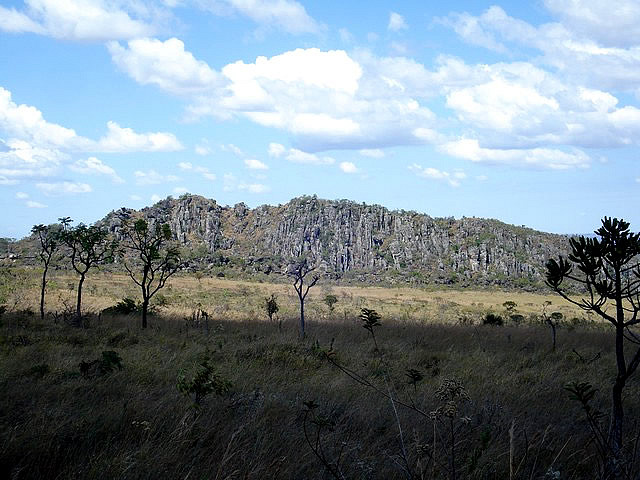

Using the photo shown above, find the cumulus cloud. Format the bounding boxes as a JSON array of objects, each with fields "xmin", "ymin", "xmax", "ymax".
[
  {"xmin": 439, "ymin": 139, "xmax": 590, "ymax": 170},
  {"xmin": 0, "ymin": 0, "xmax": 162, "ymax": 41},
  {"xmin": 0, "ymin": 138, "xmax": 66, "ymax": 180},
  {"xmin": 134, "ymin": 169, "xmax": 179, "ymax": 185},
  {"xmin": 36, "ymin": 181, "xmax": 92, "ymax": 195},
  {"xmin": 388, "ymin": 12, "xmax": 408, "ymax": 32},
  {"xmin": 70, "ymin": 157, "xmax": 124, "ymax": 183},
  {"xmin": 97, "ymin": 121, "xmax": 183, "ymax": 152},
  {"xmin": 0, "ymin": 87, "xmax": 183, "ymax": 157},
  {"xmin": 268, "ymin": 142, "xmax": 286, "ymax": 157},
  {"xmin": 238, "ymin": 182, "xmax": 269, "ymax": 193},
  {"xmin": 197, "ymin": 0, "xmax": 321, "ymax": 35},
  {"xmin": 26, "ymin": 200, "xmax": 47, "ymax": 208},
  {"xmin": 244, "ymin": 158, "xmax": 268, "ymax": 170},
  {"xmin": 409, "ymin": 164, "xmax": 465, "ymax": 187},
  {"xmin": 339, "ymin": 161, "xmax": 358, "ymax": 173},
  {"xmin": 15, "ymin": 192, "xmax": 29, "ymax": 199},
  {"xmin": 285, "ymin": 148, "xmax": 335, "ymax": 165},
  {"xmin": 177, "ymin": 161, "xmax": 216, "ymax": 181},
  {"xmin": 109, "ymin": 38, "xmax": 221, "ymax": 95}
]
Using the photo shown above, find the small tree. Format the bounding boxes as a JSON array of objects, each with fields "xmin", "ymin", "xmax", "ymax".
[
  {"xmin": 31, "ymin": 224, "xmax": 60, "ymax": 320},
  {"xmin": 119, "ymin": 218, "xmax": 180, "ymax": 329},
  {"xmin": 324, "ymin": 294, "xmax": 338, "ymax": 313},
  {"xmin": 265, "ymin": 293, "xmax": 279, "ymax": 322},
  {"xmin": 287, "ymin": 257, "xmax": 318, "ymax": 338},
  {"xmin": 61, "ymin": 222, "xmax": 115, "ymax": 324},
  {"xmin": 546, "ymin": 217, "xmax": 640, "ymax": 478}
]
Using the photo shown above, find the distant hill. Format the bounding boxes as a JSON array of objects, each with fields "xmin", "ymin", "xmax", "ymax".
[{"xmin": 89, "ymin": 194, "xmax": 567, "ymax": 288}]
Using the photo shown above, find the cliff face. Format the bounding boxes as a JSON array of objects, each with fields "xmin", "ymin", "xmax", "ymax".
[{"xmin": 103, "ymin": 194, "xmax": 568, "ymax": 287}]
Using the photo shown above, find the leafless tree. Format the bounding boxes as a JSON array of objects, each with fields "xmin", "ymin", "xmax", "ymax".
[{"xmin": 287, "ymin": 257, "xmax": 318, "ymax": 338}]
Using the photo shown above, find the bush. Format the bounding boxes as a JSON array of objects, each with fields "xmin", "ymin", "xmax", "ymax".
[
  {"xmin": 102, "ymin": 298, "xmax": 139, "ymax": 315},
  {"xmin": 483, "ymin": 313, "xmax": 504, "ymax": 326}
]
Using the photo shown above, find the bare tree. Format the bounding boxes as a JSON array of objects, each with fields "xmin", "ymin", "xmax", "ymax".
[
  {"xmin": 61, "ymin": 222, "xmax": 115, "ymax": 324},
  {"xmin": 119, "ymin": 217, "xmax": 180, "ymax": 329},
  {"xmin": 287, "ymin": 258, "xmax": 318, "ymax": 338},
  {"xmin": 31, "ymin": 224, "xmax": 60, "ymax": 320},
  {"xmin": 546, "ymin": 217, "xmax": 640, "ymax": 478}
]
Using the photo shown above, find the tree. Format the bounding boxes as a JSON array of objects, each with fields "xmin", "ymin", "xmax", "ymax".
[
  {"xmin": 31, "ymin": 224, "xmax": 60, "ymax": 320},
  {"xmin": 324, "ymin": 294, "xmax": 338, "ymax": 313},
  {"xmin": 61, "ymin": 222, "xmax": 115, "ymax": 324},
  {"xmin": 546, "ymin": 217, "xmax": 640, "ymax": 478},
  {"xmin": 119, "ymin": 218, "xmax": 180, "ymax": 329},
  {"xmin": 265, "ymin": 293, "xmax": 279, "ymax": 323},
  {"xmin": 287, "ymin": 258, "xmax": 318, "ymax": 338}
]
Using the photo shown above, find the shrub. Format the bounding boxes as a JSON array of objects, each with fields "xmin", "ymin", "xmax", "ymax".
[
  {"xmin": 483, "ymin": 313, "xmax": 504, "ymax": 326},
  {"xmin": 177, "ymin": 357, "xmax": 231, "ymax": 408},
  {"xmin": 102, "ymin": 298, "xmax": 139, "ymax": 315}
]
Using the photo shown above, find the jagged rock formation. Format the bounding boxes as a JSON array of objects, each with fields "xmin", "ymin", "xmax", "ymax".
[{"xmin": 102, "ymin": 194, "xmax": 568, "ymax": 288}]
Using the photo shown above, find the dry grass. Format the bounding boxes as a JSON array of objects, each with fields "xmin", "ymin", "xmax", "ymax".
[
  {"xmin": 1, "ymin": 267, "xmax": 587, "ymax": 324},
  {"xmin": 0, "ymin": 267, "xmax": 635, "ymax": 479}
]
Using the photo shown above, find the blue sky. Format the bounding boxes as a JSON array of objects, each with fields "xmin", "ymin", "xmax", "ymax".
[{"xmin": 1, "ymin": 0, "xmax": 639, "ymax": 238}]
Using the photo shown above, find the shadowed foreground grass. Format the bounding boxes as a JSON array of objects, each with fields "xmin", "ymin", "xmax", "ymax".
[{"xmin": 0, "ymin": 310, "xmax": 638, "ymax": 479}]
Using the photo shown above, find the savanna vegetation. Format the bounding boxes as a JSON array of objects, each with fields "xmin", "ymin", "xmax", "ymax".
[{"xmin": 0, "ymin": 217, "xmax": 639, "ymax": 479}]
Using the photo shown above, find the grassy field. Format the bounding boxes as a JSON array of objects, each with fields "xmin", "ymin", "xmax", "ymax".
[
  {"xmin": 0, "ymin": 267, "xmax": 587, "ymax": 325},
  {"xmin": 0, "ymin": 267, "xmax": 635, "ymax": 479}
]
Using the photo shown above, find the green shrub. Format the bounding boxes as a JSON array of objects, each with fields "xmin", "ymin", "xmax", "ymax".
[{"xmin": 102, "ymin": 298, "xmax": 139, "ymax": 315}]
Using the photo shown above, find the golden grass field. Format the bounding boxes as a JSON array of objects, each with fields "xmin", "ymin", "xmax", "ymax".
[{"xmin": 2, "ymin": 267, "xmax": 588, "ymax": 324}]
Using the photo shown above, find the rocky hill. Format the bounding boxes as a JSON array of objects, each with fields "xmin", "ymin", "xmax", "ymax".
[{"xmin": 98, "ymin": 194, "xmax": 568, "ymax": 288}]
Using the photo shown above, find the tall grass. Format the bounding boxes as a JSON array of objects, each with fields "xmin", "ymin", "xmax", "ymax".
[{"xmin": 0, "ymin": 305, "xmax": 636, "ymax": 479}]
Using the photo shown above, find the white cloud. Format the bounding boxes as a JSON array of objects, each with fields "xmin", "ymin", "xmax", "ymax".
[
  {"xmin": 221, "ymin": 143, "xmax": 243, "ymax": 156},
  {"xmin": 544, "ymin": 0, "xmax": 640, "ymax": 48},
  {"xmin": 439, "ymin": 139, "xmax": 590, "ymax": 170},
  {"xmin": 26, "ymin": 200, "xmax": 47, "ymax": 208},
  {"xmin": 36, "ymin": 181, "xmax": 92, "ymax": 195},
  {"xmin": 195, "ymin": 145, "xmax": 211, "ymax": 156},
  {"xmin": 0, "ymin": 138, "xmax": 65, "ymax": 179},
  {"xmin": 286, "ymin": 148, "xmax": 335, "ymax": 165},
  {"xmin": 173, "ymin": 186, "xmax": 188, "ymax": 195},
  {"xmin": 388, "ymin": 12, "xmax": 408, "ymax": 32},
  {"xmin": 359, "ymin": 149, "xmax": 384, "ymax": 158},
  {"xmin": 0, "ymin": 176, "xmax": 18, "ymax": 185},
  {"xmin": 134, "ymin": 169, "xmax": 180, "ymax": 185},
  {"xmin": 339, "ymin": 161, "xmax": 358, "ymax": 173},
  {"xmin": 238, "ymin": 182, "xmax": 269, "ymax": 193},
  {"xmin": 178, "ymin": 162, "xmax": 193, "ymax": 170},
  {"xmin": 244, "ymin": 158, "xmax": 268, "ymax": 170},
  {"xmin": 97, "ymin": 121, "xmax": 183, "ymax": 152},
  {"xmin": 0, "ymin": 87, "xmax": 80, "ymax": 149},
  {"xmin": 0, "ymin": 87, "xmax": 183, "ymax": 157},
  {"xmin": 130, "ymin": 194, "xmax": 142, "ymax": 201},
  {"xmin": 268, "ymin": 142, "xmax": 285, "ymax": 157},
  {"xmin": 203, "ymin": 172, "xmax": 216, "ymax": 181},
  {"xmin": 70, "ymin": 156, "xmax": 124, "ymax": 183},
  {"xmin": 0, "ymin": 0, "xmax": 161, "ymax": 41},
  {"xmin": 109, "ymin": 38, "xmax": 221, "ymax": 95},
  {"xmin": 198, "ymin": 0, "xmax": 321, "ymax": 34},
  {"xmin": 150, "ymin": 194, "xmax": 162, "ymax": 203},
  {"xmin": 409, "ymin": 164, "xmax": 463, "ymax": 187},
  {"xmin": 15, "ymin": 192, "xmax": 29, "ymax": 199}
]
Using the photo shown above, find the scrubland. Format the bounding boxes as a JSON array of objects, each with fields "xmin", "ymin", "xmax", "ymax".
[{"xmin": 0, "ymin": 267, "xmax": 635, "ymax": 479}]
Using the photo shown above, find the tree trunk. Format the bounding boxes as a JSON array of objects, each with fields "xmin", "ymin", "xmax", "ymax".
[
  {"xmin": 40, "ymin": 264, "xmax": 48, "ymax": 321},
  {"xmin": 606, "ymin": 376, "xmax": 626, "ymax": 479},
  {"xmin": 75, "ymin": 273, "xmax": 85, "ymax": 325},
  {"xmin": 142, "ymin": 298, "xmax": 149, "ymax": 329},
  {"xmin": 299, "ymin": 296, "xmax": 305, "ymax": 339}
]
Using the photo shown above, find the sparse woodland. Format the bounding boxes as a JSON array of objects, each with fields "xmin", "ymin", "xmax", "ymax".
[{"xmin": 1, "ymin": 216, "xmax": 639, "ymax": 479}]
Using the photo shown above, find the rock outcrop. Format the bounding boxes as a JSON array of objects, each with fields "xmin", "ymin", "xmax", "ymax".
[{"xmin": 102, "ymin": 194, "xmax": 568, "ymax": 287}]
